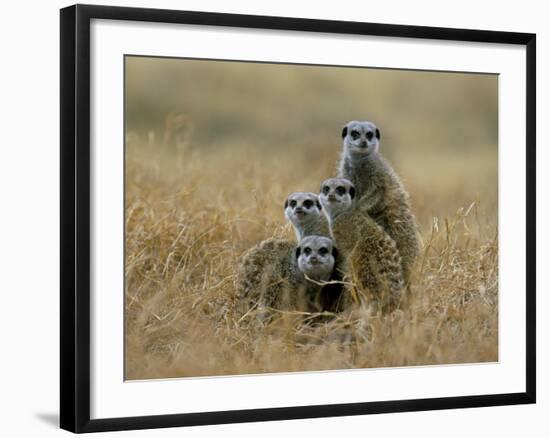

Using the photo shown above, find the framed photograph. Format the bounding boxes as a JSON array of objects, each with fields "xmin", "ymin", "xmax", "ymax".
[{"xmin": 60, "ymin": 4, "xmax": 536, "ymax": 433}]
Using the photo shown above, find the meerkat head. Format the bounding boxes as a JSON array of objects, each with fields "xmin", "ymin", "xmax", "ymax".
[
  {"xmin": 284, "ymin": 192, "xmax": 323, "ymax": 229},
  {"xmin": 295, "ymin": 235, "xmax": 337, "ymax": 281},
  {"xmin": 318, "ymin": 177, "xmax": 356, "ymax": 219},
  {"xmin": 341, "ymin": 120, "xmax": 380, "ymax": 158}
]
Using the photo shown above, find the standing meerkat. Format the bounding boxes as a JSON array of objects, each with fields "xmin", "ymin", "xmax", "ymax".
[
  {"xmin": 234, "ymin": 192, "xmax": 337, "ymax": 323},
  {"xmin": 338, "ymin": 121, "xmax": 420, "ymax": 284},
  {"xmin": 319, "ymin": 177, "xmax": 405, "ymax": 312}
]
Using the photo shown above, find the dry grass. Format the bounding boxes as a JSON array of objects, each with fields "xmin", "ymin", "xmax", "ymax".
[
  {"xmin": 124, "ymin": 57, "xmax": 498, "ymax": 380},
  {"xmin": 124, "ymin": 135, "xmax": 498, "ymax": 380}
]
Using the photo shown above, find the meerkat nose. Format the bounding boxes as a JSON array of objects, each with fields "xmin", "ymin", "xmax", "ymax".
[{"xmin": 361, "ymin": 141, "xmax": 367, "ymax": 147}]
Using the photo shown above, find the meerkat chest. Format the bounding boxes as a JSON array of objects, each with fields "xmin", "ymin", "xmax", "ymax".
[
  {"xmin": 343, "ymin": 158, "xmax": 382, "ymax": 199},
  {"xmin": 342, "ymin": 159, "xmax": 365, "ymax": 191}
]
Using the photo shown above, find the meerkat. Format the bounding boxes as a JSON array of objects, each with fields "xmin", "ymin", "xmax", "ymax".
[
  {"xmin": 235, "ymin": 235, "xmax": 343, "ymax": 325},
  {"xmin": 338, "ymin": 120, "xmax": 420, "ymax": 284},
  {"xmin": 284, "ymin": 192, "xmax": 330, "ymax": 241},
  {"xmin": 296, "ymin": 235, "xmax": 345, "ymax": 314},
  {"xmin": 319, "ymin": 177, "xmax": 405, "ymax": 313}
]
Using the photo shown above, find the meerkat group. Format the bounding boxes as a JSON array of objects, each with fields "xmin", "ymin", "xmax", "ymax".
[
  {"xmin": 234, "ymin": 120, "xmax": 419, "ymax": 324},
  {"xmin": 235, "ymin": 192, "xmax": 344, "ymax": 324}
]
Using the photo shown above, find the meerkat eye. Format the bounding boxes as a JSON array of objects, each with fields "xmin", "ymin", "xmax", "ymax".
[
  {"xmin": 289, "ymin": 200, "xmax": 297, "ymax": 208},
  {"xmin": 351, "ymin": 130, "xmax": 360, "ymax": 140},
  {"xmin": 322, "ymin": 186, "xmax": 330, "ymax": 195},
  {"xmin": 303, "ymin": 199, "xmax": 314, "ymax": 209},
  {"xmin": 366, "ymin": 131, "xmax": 374, "ymax": 141},
  {"xmin": 304, "ymin": 247, "xmax": 312, "ymax": 255},
  {"xmin": 336, "ymin": 186, "xmax": 346, "ymax": 196},
  {"xmin": 319, "ymin": 247, "xmax": 329, "ymax": 256}
]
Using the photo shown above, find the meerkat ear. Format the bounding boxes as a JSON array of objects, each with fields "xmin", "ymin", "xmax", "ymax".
[
  {"xmin": 341, "ymin": 126, "xmax": 348, "ymax": 139},
  {"xmin": 295, "ymin": 247, "xmax": 301, "ymax": 259},
  {"xmin": 284, "ymin": 199, "xmax": 288, "ymax": 209},
  {"xmin": 349, "ymin": 186, "xmax": 356, "ymax": 199},
  {"xmin": 332, "ymin": 246, "xmax": 338, "ymax": 259},
  {"xmin": 375, "ymin": 128, "xmax": 380, "ymax": 140},
  {"xmin": 316, "ymin": 199, "xmax": 322, "ymax": 210}
]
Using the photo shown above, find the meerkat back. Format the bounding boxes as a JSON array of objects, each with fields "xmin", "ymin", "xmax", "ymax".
[{"xmin": 234, "ymin": 237, "xmax": 296, "ymax": 321}]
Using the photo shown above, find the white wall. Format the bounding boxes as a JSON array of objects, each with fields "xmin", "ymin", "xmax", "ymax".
[{"xmin": 0, "ymin": 0, "xmax": 546, "ymax": 436}]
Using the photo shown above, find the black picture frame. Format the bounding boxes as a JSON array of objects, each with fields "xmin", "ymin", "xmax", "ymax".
[{"xmin": 60, "ymin": 4, "xmax": 536, "ymax": 433}]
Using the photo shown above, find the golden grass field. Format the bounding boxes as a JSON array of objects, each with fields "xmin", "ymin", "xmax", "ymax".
[{"xmin": 124, "ymin": 57, "xmax": 498, "ymax": 380}]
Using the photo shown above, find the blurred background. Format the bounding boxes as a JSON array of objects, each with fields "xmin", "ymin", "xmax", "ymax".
[{"xmin": 125, "ymin": 56, "xmax": 498, "ymax": 229}]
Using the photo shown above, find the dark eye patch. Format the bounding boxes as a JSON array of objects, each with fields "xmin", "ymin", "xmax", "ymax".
[
  {"xmin": 351, "ymin": 130, "xmax": 360, "ymax": 140},
  {"xmin": 319, "ymin": 247, "xmax": 329, "ymax": 255},
  {"xmin": 366, "ymin": 131, "xmax": 374, "ymax": 141},
  {"xmin": 289, "ymin": 200, "xmax": 297, "ymax": 208},
  {"xmin": 336, "ymin": 186, "xmax": 346, "ymax": 196},
  {"xmin": 303, "ymin": 199, "xmax": 314, "ymax": 209},
  {"xmin": 322, "ymin": 186, "xmax": 330, "ymax": 195},
  {"xmin": 304, "ymin": 247, "xmax": 312, "ymax": 255}
]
